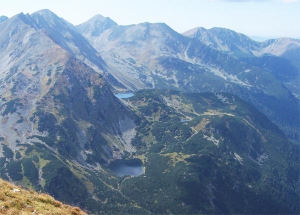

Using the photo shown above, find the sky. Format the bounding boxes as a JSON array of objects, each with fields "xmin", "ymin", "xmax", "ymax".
[{"xmin": 0, "ymin": 0, "xmax": 299, "ymax": 39}]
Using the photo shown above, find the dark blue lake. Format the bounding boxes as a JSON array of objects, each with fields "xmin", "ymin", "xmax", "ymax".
[
  {"xmin": 115, "ymin": 93, "xmax": 134, "ymax": 99},
  {"xmin": 108, "ymin": 158, "xmax": 144, "ymax": 177}
]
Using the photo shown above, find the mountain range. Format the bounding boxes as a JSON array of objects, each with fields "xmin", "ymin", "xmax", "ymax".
[
  {"xmin": 78, "ymin": 14, "xmax": 300, "ymax": 142},
  {"xmin": 0, "ymin": 9, "xmax": 299, "ymax": 214},
  {"xmin": 184, "ymin": 27, "xmax": 300, "ymax": 96}
]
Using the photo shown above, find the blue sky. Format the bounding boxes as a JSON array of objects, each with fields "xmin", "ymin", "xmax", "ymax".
[{"xmin": 1, "ymin": 0, "xmax": 299, "ymax": 38}]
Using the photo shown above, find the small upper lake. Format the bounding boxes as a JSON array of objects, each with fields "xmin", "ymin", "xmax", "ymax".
[
  {"xmin": 108, "ymin": 158, "xmax": 144, "ymax": 177},
  {"xmin": 115, "ymin": 92, "xmax": 134, "ymax": 99}
]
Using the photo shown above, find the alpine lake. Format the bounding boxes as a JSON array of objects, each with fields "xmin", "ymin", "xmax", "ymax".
[
  {"xmin": 108, "ymin": 158, "xmax": 144, "ymax": 177},
  {"xmin": 115, "ymin": 92, "xmax": 134, "ymax": 99}
]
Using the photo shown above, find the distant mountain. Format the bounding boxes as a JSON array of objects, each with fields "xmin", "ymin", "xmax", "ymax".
[
  {"xmin": 261, "ymin": 38, "xmax": 300, "ymax": 92},
  {"xmin": 260, "ymin": 37, "xmax": 300, "ymax": 65},
  {"xmin": 183, "ymin": 27, "xmax": 260, "ymax": 58},
  {"xmin": 0, "ymin": 15, "xmax": 8, "ymax": 23},
  {"xmin": 78, "ymin": 19, "xmax": 299, "ymax": 142},
  {"xmin": 183, "ymin": 27, "xmax": 300, "ymax": 98},
  {"xmin": 79, "ymin": 21, "xmax": 190, "ymax": 90},
  {"xmin": 77, "ymin": 14, "xmax": 118, "ymax": 37},
  {"xmin": 183, "ymin": 27, "xmax": 300, "ymax": 60}
]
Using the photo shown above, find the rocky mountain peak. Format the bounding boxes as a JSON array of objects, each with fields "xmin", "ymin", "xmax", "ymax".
[
  {"xmin": 77, "ymin": 14, "xmax": 118, "ymax": 37},
  {"xmin": 32, "ymin": 9, "xmax": 59, "ymax": 21},
  {"xmin": 29, "ymin": 9, "xmax": 108, "ymax": 73},
  {"xmin": 183, "ymin": 26, "xmax": 259, "ymax": 56},
  {"xmin": 31, "ymin": 9, "xmax": 74, "ymax": 33}
]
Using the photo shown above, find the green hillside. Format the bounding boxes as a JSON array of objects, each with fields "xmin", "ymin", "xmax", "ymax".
[{"xmin": 119, "ymin": 90, "xmax": 300, "ymax": 214}]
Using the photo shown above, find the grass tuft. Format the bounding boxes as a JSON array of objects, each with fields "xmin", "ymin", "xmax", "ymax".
[{"xmin": 0, "ymin": 178, "xmax": 87, "ymax": 215}]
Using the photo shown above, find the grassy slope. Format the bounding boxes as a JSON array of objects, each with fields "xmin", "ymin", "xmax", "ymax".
[{"xmin": 0, "ymin": 179, "xmax": 87, "ymax": 215}]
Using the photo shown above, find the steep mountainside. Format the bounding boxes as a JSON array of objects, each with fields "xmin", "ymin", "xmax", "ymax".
[
  {"xmin": 29, "ymin": 9, "xmax": 124, "ymax": 89},
  {"xmin": 0, "ymin": 12, "xmax": 144, "ymax": 213},
  {"xmin": 78, "ymin": 18, "xmax": 299, "ymax": 142},
  {"xmin": 118, "ymin": 90, "xmax": 300, "ymax": 214}
]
